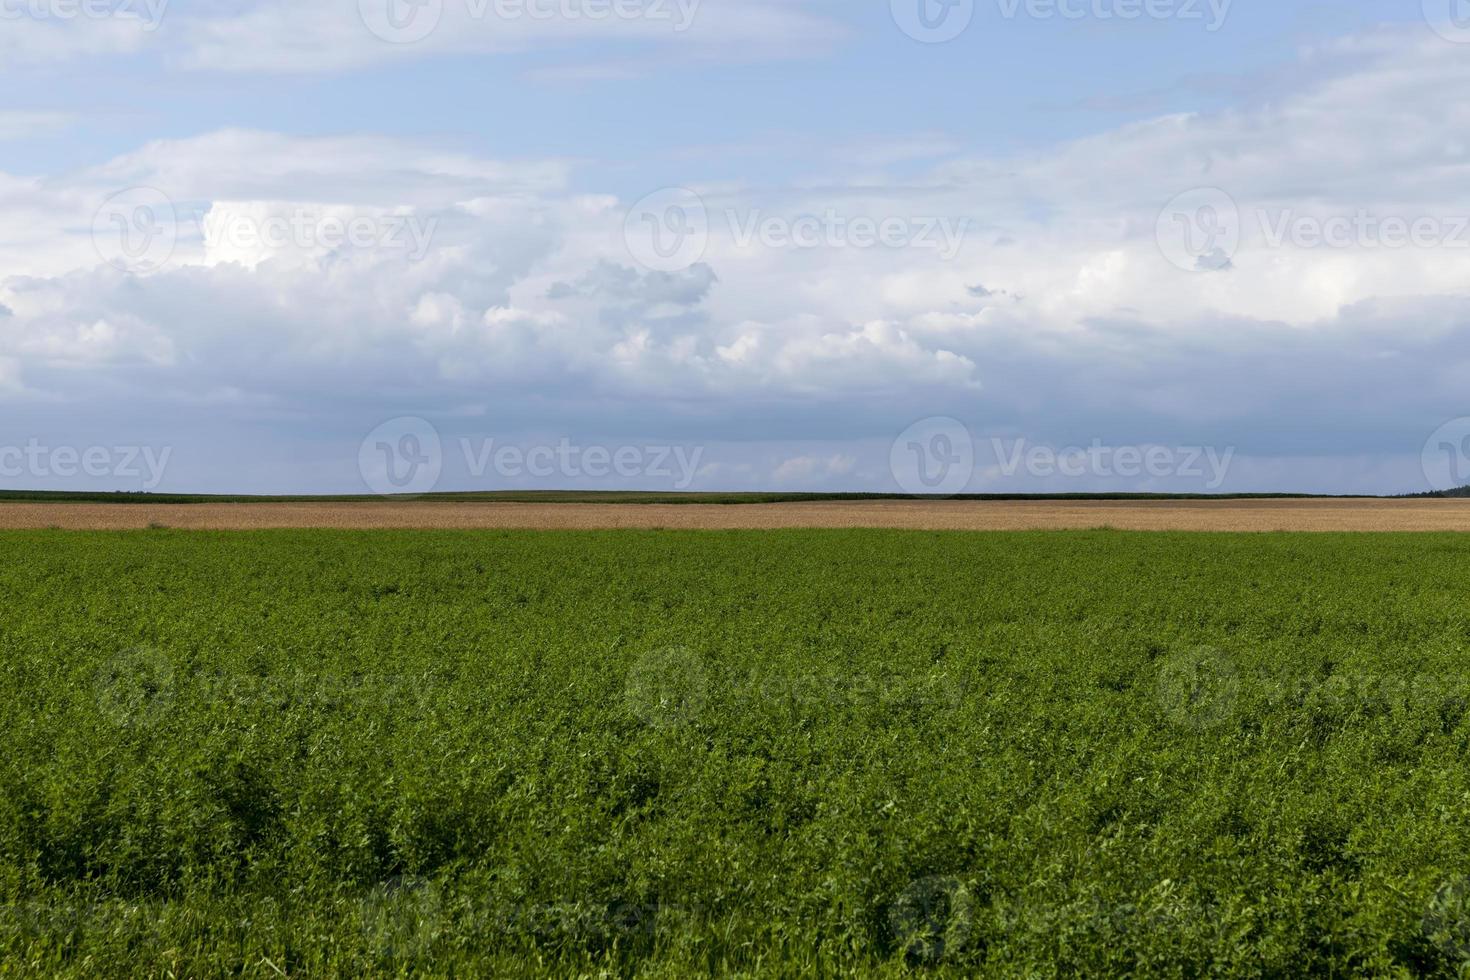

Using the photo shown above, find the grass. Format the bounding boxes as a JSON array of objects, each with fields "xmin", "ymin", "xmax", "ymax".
[{"xmin": 2, "ymin": 529, "xmax": 1469, "ymax": 976}]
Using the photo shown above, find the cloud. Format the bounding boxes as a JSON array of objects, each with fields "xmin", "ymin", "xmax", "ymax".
[
  {"xmin": 772, "ymin": 453, "xmax": 857, "ymax": 485},
  {"xmin": 4, "ymin": 25, "xmax": 1470, "ymax": 493},
  {"xmin": 0, "ymin": 0, "xmax": 843, "ymax": 73},
  {"xmin": 0, "ymin": 11, "xmax": 162, "ymax": 66},
  {"xmin": 187, "ymin": 0, "xmax": 842, "ymax": 73},
  {"xmin": 546, "ymin": 261, "xmax": 718, "ymax": 310}
]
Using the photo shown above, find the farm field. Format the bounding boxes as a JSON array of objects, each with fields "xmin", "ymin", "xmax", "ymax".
[
  {"xmin": 3, "ymin": 529, "xmax": 1470, "ymax": 976},
  {"xmin": 6, "ymin": 497, "xmax": 1470, "ymax": 531}
]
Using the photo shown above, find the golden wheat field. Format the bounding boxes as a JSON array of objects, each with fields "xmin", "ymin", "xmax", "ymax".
[{"xmin": 6, "ymin": 498, "xmax": 1470, "ymax": 532}]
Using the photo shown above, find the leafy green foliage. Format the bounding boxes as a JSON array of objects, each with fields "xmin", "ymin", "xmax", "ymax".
[{"xmin": 1, "ymin": 530, "xmax": 1468, "ymax": 976}]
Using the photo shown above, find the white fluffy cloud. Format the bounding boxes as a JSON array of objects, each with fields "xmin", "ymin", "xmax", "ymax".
[{"xmin": 3, "ymin": 25, "xmax": 1470, "ymax": 493}]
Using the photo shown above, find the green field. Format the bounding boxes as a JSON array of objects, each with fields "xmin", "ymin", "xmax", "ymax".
[{"xmin": 3, "ymin": 530, "xmax": 1470, "ymax": 976}]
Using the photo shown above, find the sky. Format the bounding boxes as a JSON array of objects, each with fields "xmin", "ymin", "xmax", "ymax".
[{"xmin": 3, "ymin": 0, "xmax": 1470, "ymax": 495}]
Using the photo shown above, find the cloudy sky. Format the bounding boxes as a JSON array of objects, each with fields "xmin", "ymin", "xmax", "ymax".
[{"xmin": 3, "ymin": 0, "xmax": 1470, "ymax": 495}]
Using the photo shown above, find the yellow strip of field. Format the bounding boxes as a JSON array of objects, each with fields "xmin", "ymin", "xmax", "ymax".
[{"xmin": 4, "ymin": 498, "xmax": 1470, "ymax": 531}]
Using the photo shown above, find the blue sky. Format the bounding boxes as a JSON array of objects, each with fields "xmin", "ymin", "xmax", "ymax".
[
  {"xmin": 3, "ymin": 0, "xmax": 1470, "ymax": 495},
  {"xmin": 8, "ymin": 2, "xmax": 1408, "ymax": 179}
]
